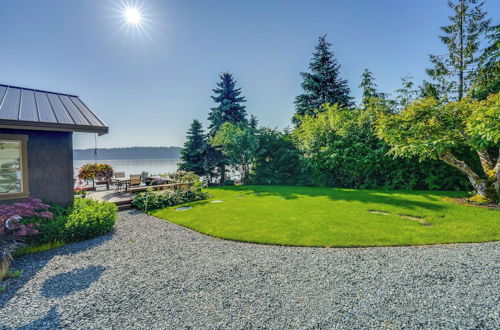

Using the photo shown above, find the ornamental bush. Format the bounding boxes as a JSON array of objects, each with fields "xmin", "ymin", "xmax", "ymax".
[
  {"xmin": 132, "ymin": 188, "xmax": 209, "ymax": 211},
  {"xmin": 1, "ymin": 198, "xmax": 50, "ymax": 272},
  {"xmin": 293, "ymin": 103, "xmax": 471, "ymax": 190},
  {"xmin": 64, "ymin": 198, "xmax": 118, "ymax": 242}
]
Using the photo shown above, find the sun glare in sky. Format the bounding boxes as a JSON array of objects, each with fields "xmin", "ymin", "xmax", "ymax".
[
  {"xmin": 110, "ymin": 1, "xmax": 156, "ymax": 43},
  {"xmin": 124, "ymin": 7, "xmax": 141, "ymax": 25}
]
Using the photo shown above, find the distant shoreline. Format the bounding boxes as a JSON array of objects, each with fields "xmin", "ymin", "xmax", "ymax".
[{"xmin": 73, "ymin": 147, "xmax": 181, "ymax": 161}]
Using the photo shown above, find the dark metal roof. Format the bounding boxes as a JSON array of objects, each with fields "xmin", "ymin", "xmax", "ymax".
[{"xmin": 0, "ymin": 84, "xmax": 108, "ymax": 135}]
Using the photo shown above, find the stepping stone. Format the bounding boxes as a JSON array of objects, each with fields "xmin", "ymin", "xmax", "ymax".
[
  {"xmin": 176, "ymin": 206, "xmax": 192, "ymax": 211},
  {"xmin": 367, "ymin": 210, "xmax": 389, "ymax": 215},
  {"xmin": 210, "ymin": 200, "xmax": 224, "ymax": 203},
  {"xmin": 399, "ymin": 214, "xmax": 432, "ymax": 226}
]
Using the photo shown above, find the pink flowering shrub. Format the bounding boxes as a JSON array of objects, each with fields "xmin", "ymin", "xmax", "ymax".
[
  {"xmin": 0, "ymin": 198, "xmax": 53, "ymax": 237},
  {"xmin": 1, "ymin": 198, "xmax": 52, "ymax": 263}
]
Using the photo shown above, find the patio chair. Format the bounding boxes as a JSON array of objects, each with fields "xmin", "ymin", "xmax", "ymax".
[
  {"xmin": 130, "ymin": 174, "xmax": 141, "ymax": 187},
  {"xmin": 141, "ymin": 171, "xmax": 149, "ymax": 184},
  {"xmin": 114, "ymin": 172, "xmax": 125, "ymax": 179},
  {"xmin": 113, "ymin": 172, "xmax": 125, "ymax": 192}
]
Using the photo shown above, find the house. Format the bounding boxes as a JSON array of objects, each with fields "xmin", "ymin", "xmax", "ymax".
[{"xmin": 0, "ymin": 84, "xmax": 108, "ymax": 206}]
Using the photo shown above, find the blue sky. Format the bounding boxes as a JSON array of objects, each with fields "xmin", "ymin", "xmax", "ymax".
[{"xmin": 0, "ymin": 0, "xmax": 498, "ymax": 149}]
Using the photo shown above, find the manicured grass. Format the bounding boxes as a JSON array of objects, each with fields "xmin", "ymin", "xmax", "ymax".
[{"xmin": 151, "ymin": 185, "xmax": 500, "ymax": 247}]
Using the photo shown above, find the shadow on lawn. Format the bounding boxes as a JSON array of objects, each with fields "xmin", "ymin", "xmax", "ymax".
[
  {"xmin": 0, "ymin": 232, "xmax": 113, "ymax": 309},
  {"xmin": 218, "ymin": 185, "xmax": 450, "ymax": 211}
]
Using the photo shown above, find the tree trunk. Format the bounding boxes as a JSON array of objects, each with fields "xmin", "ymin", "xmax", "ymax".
[
  {"xmin": 219, "ymin": 165, "xmax": 226, "ymax": 185},
  {"xmin": 494, "ymin": 150, "xmax": 500, "ymax": 191},
  {"xmin": 439, "ymin": 152, "xmax": 498, "ymax": 202},
  {"xmin": 458, "ymin": 1, "xmax": 464, "ymax": 101}
]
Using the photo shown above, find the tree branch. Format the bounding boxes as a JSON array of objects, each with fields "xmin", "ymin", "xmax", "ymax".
[{"xmin": 439, "ymin": 152, "xmax": 481, "ymax": 181}]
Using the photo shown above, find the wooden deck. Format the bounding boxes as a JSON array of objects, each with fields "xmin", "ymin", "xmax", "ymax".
[
  {"xmin": 87, "ymin": 190, "xmax": 134, "ymax": 210},
  {"xmin": 86, "ymin": 183, "xmax": 191, "ymax": 210}
]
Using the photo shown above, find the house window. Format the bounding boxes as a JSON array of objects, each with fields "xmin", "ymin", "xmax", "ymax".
[{"xmin": 0, "ymin": 134, "xmax": 29, "ymax": 200}]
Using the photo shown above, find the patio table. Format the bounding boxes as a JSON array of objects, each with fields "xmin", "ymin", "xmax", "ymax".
[{"xmin": 114, "ymin": 177, "xmax": 131, "ymax": 192}]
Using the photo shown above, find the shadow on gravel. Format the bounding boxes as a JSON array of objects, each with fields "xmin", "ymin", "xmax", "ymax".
[
  {"xmin": 0, "ymin": 232, "xmax": 113, "ymax": 309},
  {"xmin": 16, "ymin": 306, "xmax": 61, "ymax": 329},
  {"xmin": 41, "ymin": 265, "xmax": 106, "ymax": 298}
]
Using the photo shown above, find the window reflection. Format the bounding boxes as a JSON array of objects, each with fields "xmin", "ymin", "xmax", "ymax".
[{"xmin": 0, "ymin": 140, "xmax": 22, "ymax": 194}]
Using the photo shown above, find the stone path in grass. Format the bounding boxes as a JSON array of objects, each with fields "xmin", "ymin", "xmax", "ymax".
[{"xmin": 1, "ymin": 210, "xmax": 499, "ymax": 329}]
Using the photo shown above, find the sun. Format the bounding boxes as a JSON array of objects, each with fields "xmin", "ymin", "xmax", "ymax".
[{"xmin": 124, "ymin": 7, "xmax": 142, "ymax": 24}]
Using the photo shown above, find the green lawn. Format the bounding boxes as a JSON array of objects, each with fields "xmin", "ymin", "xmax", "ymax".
[{"xmin": 151, "ymin": 185, "xmax": 500, "ymax": 247}]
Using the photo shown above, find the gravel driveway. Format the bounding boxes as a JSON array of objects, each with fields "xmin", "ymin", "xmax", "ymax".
[{"xmin": 1, "ymin": 210, "xmax": 499, "ymax": 329}]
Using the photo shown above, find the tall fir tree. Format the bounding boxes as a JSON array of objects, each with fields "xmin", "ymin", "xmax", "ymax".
[
  {"xmin": 249, "ymin": 114, "xmax": 259, "ymax": 130},
  {"xmin": 471, "ymin": 24, "xmax": 499, "ymax": 100},
  {"xmin": 426, "ymin": 0, "xmax": 491, "ymax": 100},
  {"xmin": 294, "ymin": 35, "xmax": 352, "ymax": 124},
  {"xmin": 395, "ymin": 75, "xmax": 418, "ymax": 109},
  {"xmin": 208, "ymin": 72, "xmax": 247, "ymax": 136},
  {"xmin": 207, "ymin": 72, "xmax": 247, "ymax": 183},
  {"xmin": 179, "ymin": 120, "xmax": 206, "ymax": 176},
  {"xmin": 359, "ymin": 69, "xmax": 386, "ymax": 106}
]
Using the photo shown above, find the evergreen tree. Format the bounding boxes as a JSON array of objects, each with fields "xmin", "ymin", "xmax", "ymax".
[
  {"xmin": 426, "ymin": 0, "xmax": 491, "ymax": 100},
  {"xmin": 294, "ymin": 35, "xmax": 352, "ymax": 124},
  {"xmin": 419, "ymin": 80, "xmax": 442, "ymax": 99},
  {"xmin": 179, "ymin": 120, "xmax": 206, "ymax": 176},
  {"xmin": 208, "ymin": 72, "xmax": 247, "ymax": 136},
  {"xmin": 249, "ymin": 114, "xmax": 258, "ymax": 130},
  {"xmin": 359, "ymin": 69, "xmax": 386, "ymax": 106},
  {"xmin": 471, "ymin": 24, "xmax": 499, "ymax": 100},
  {"xmin": 207, "ymin": 72, "xmax": 247, "ymax": 184},
  {"xmin": 395, "ymin": 75, "xmax": 418, "ymax": 109}
]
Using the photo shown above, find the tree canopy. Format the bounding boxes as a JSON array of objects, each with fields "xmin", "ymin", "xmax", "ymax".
[{"xmin": 376, "ymin": 92, "xmax": 500, "ymax": 201}]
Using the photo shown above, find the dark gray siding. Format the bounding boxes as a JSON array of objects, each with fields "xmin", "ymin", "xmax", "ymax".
[{"xmin": 0, "ymin": 129, "xmax": 74, "ymax": 206}]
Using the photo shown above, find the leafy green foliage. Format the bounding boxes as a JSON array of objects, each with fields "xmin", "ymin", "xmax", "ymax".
[
  {"xmin": 64, "ymin": 199, "xmax": 118, "ymax": 242},
  {"xmin": 250, "ymin": 127, "xmax": 312, "ymax": 186},
  {"xmin": 132, "ymin": 188, "xmax": 209, "ymax": 211},
  {"xmin": 23, "ymin": 204, "xmax": 69, "ymax": 245},
  {"xmin": 179, "ymin": 120, "xmax": 207, "ymax": 176},
  {"xmin": 210, "ymin": 122, "xmax": 259, "ymax": 184},
  {"xmin": 376, "ymin": 94, "xmax": 499, "ymax": 158},
  {"xmin": 293, "ymin": 102, "xmax": 470, "ymax": 190},
  {"xmin": 294, "ymin": 35, "xmax": 352, "ymax": 123},
  {"xmin": 23, "ymin": 199, "xmax": 118, "ymax": 246},
  {"xmin": 376, "ymin": 93, "xmax": 499, "ymax": 201}
]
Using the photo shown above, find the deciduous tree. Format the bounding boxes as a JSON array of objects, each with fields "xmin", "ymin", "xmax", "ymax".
[
  {"xmin": 210, "ymin": 122, "xmax": 258, "ymax": 185},
  {"xmin": 376, "ymin": 92, "xmax": 500, "ymax": 202}
]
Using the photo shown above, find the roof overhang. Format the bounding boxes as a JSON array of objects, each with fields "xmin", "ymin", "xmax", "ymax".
[
  {"xmin": 0, "ymin": 119, "xmax": 109, "ymax": 135},
  {"xmin": 0, "ymin": 84, "xmax": 109, "ymax": 136}
]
